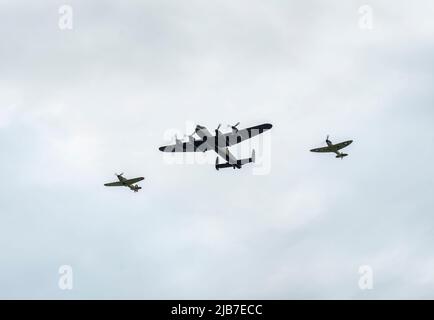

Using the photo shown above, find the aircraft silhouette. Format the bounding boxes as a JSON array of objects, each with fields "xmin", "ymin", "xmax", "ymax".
[{"xmin": 159, "ymin": 122, "xmax": 272, "ymax": 170}]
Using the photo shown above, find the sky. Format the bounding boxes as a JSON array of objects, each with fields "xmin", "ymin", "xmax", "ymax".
[{"xmin": 0, "ymin": 0, "xmax": 434, "ymax": 299}]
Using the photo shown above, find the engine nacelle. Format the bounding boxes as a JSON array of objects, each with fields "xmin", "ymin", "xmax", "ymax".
[{"xmin": 175, "ymin": 139, "xmax": 183, "ymax": 147}]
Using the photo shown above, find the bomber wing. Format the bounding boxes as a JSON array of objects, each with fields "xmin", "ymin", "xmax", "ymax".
[
  {"xmin": 159, "ymin": 140, "xmax": 203, "ymax": 153},
  {"xmin": 221, "ymin": 123, "xmax": 272, "ymax": 147}
]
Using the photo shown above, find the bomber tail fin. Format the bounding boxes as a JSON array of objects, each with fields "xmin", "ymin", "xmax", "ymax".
[{"xmin": 215, "ymin": 149, "xmax": 255, "ymax": 170}]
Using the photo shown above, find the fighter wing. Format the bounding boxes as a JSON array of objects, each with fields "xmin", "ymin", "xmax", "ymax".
[
  {"xmin": 104, "ymin": 182, "xmax": 123, "ymax": 187},
  {"xmin": 222, "ymin": 123, "xmax": 272, "ymax": 146},
  {"xmin": 310, "ymin": 146, "xmax": 334, "ymax": 153},
  {"xmin": 333, "ymin": 140, "xmax": 353, "ymax": 150},
  {"xmin": 123, "ymin": 177, "xmax": 144, "ymax": 185}
]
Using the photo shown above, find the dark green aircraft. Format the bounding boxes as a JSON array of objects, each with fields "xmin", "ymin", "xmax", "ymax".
[
  {"xmin": 104, "ymin": 173, "xmax": 144, "ymax": 192},
  {"xmin": 310, "ymin": 135, "xmax": 353, "ymax": 159}
]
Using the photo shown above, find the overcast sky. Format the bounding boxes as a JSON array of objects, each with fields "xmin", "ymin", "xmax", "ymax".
[{"xmin": 1, "ymin": 0, "xmax": 434, "ymax": 299}]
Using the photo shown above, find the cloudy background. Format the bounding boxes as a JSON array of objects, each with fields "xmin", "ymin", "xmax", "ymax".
[{"xmin": 1, "ymin": 0, "xmax": 434, "ymax": 299}]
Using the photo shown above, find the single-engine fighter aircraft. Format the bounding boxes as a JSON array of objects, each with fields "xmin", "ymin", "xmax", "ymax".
[
  {"xmin": 310, "ymin": 135, "xmax": 353, "ymax": 159},
  {"xmin": 159, "ymin": 122, "xmax": 272, "ymax": 170},
  {"xmin": 104, "ymin": 173, "xmax": 145, "ymax": 192}
]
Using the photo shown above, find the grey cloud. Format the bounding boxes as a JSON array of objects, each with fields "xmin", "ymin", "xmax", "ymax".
[{"xmin": 0, "ymin": 0, "xmax": 434, "ymax": 299}]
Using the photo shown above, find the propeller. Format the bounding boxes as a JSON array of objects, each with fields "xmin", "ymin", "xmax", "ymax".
[
  {"xmin": 184, "ymin": 132, "xmax": 195, "ymax": 142},
  {"xmin": 116, "ymin": 173, "xmax": 124, "ymax": 177},
  {"xmin": 186, "ymin": 129, "xmax": 196, "ymax": 137},
  {"xmin": 228, "ymin": 122, "xmax": 240, "ymax": 133},
  {"xmin": 215, "ymin": 124, "xmax": 222, "ymax": 137}
]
